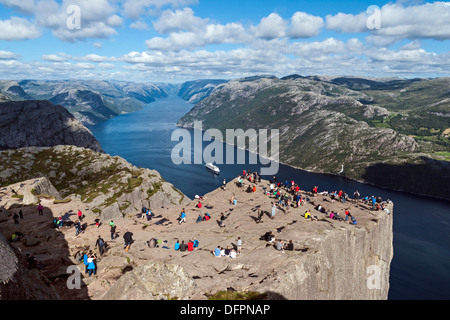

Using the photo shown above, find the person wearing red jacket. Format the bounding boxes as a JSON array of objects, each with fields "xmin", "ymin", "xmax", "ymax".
[{"xmin": 187, "ymin": 240, "xmax": 194, "ymax": 251}]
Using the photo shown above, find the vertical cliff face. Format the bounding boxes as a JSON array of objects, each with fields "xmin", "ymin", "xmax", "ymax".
[
  {"xmin": 0, "ymin": 100, "xmax": 103, "ymax": 152},
  {"xmin": 263, "ymin": 209, "xmax": 393, "ymax": 299},
  {"xmin": 0, "ymin": 174, "xmax": 392, "ymax": 300}
]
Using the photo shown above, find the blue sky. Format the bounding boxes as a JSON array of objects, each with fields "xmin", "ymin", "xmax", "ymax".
[{"xmin": 0, "ymin": 0, "xmax": 449, "ymax": 82}]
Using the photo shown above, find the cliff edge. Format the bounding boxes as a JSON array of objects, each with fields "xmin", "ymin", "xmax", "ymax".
[
  {"xmin": 1, "ymin": 174, "xmax": 392, "ymax": 300},
  {"xmin": 0, "ymin": 100, "xmax": 102, "ymax": 152}
]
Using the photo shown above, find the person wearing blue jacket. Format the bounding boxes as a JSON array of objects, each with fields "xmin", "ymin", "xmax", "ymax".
[
  {"xmin": 83, "ymin": 251, "xmax": 89, "ymax": 274},
  {"xmin": 179, "ymin": 209, "xmax": 186, "ymax": 224},
  {"xmin": 87, "ymin": 253, "xmax": 97, "ymax": 277}
]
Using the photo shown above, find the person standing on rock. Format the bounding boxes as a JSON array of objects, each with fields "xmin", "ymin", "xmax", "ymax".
[
  {"xmin": 353, "ymin": 190, "xmax": 360, "ymax": 204},
  {"xmin": 13, "ymin": 212, "xmax": 19, "ymax": 224},
  {"xmin": 237, "ymin": 237, "xmax": 242, "ymax": 254},
  {"xmin": 179, "ymin": 209, "xmax": 186, "ymax": 224},
  {"xmin": 38, "ymin": 203, "xmax": 44, "ymax": 216},
  {"xmin": 110, "ymin": 223, "xmax": 116, "ymax": 241},
  {"xmin": 87, "ymin": 253, "xmax": 97, "ymax": 277},
  {"xmin": 256, "ymin": 209, "xmax": 264, "ymax": 223},
  {"xmin": 83, "ymin": 251, "xmax": 90, "ymax": 274},
  {"xmin": 77, "ymin": 209, "xmax": 83, "ymax": 221},
  {"xmin": 75, "ymin": 220, "xmax": 82, "ymax": 236},
  {"xmin": 271, "ymin": 202, "xmax": 277, "ymax": 219},
  {"xmin": 219, "ymin": 212, "xmax": 226, "ymax": 227},
  {"xmin": 95, "ymin": 235, "xmax": 105, "ymax": 256},
  {"xmin": 19, "ymin": 209, "xmax": 23, "ymax": 219},
  {"xmin": 123, "ymin": 230, "xmax": 133, "ymax": 251}
]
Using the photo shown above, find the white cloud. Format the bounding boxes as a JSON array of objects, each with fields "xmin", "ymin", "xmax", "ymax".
[
  {"xmin": 42, "ymin": 54, "xmax": 69, "ymax": 62},
  {"xmin": 0, "ymin": 16, "xmax": 41, "ymax": 40},
  {"xmin": 122, "ymin": 0, "xmax": 198, "ymax": 19},
  {"xmin": 254, "ymin": 13, "xmax": 286, "ymax": 40},
  {"xmin": 99, "ymin": 62, "xmax": 115, "ymax": 69},
  {"xmin": 0, "ymin": 50, "xmax": 19, "ymax": 60},
  {"xmin": 400, "ymin": 40, "xmax": 422, "ymax": 51},
  {"xmin": 130, "ymin": 20, "xmax": 150, "ymax": 30},
  {"xmin": 1, "ymin": 0, "xmax": 123, "ymax": 42},
  {"xmin": 153, "ymin": 7, "xmax": 207, "ymax": 33},
  {"xmin": 107, "ymin": 15, "xmax": 123, "ymax": 28},
  {"xmin": 146, "ymin": 8, "xmax": 250, "ymax": 50},
  {"xmin": 326, "ymin": 2, "xmax": 450, "ymax": 46},
  {"xmin": 325, "ymin": 12, "xmax": 368, "ymax": 33},
  {"xmin": 74, "ymin": 54, "xmax": 117, "ymax": 62},
  {"xmin": 288, "ymin": 12, "xmax": 324, "ymax": 38},
  {"xmin": 53, "ymin": 22, "xmax": 118, "ymax": 42}
]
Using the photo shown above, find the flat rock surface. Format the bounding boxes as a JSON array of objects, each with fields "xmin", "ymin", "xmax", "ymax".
[{"xmin": 0, "ymin": 176, "xmax": 391, "ymax": 300}]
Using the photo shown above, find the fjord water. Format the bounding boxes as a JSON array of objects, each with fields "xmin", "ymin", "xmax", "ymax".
[{"xmin": 89, "ymin": 95, "xmax": 450, "ymax": 300}]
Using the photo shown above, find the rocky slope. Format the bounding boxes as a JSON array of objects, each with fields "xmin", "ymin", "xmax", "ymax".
[
  {"xmin": 0, "ymin": 175, "xmax": 393, "ymax": 300},
  {"xmin": 0, "ymin": 145, "xmax": 190, "ymax": 220},
  {"xmin": 0, "ymin": 100, "xmax": 103, "ymax": 152},
  {"xmin": 0, "ymin": 231, "xmax": 61, "ymax": 299},
  {"xmin": 0, "ymin": 80, "xmax": 172, "ymax": 126},
  {"xmin": 177, "ymin": 79, "xmax": 229, "ymax": 104},
  {"xmin": 177, "ymin": 75, "xmax": 450, "ymax": 200}
]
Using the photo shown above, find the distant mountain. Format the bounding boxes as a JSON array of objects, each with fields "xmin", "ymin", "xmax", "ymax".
[
  {"xmin": 177, "ymin": 75, "xmax": 450, "ymax": 200},
  {"xmin": 49, "ymin": 89, "xmax": 118, "ymax": 125},
  {"xmin": 177, "ymin": 79, "xmax": 229, "ymax": 104},
  {"xmin": 1, "ymin": 80, "xmax": 171, "ymax": 125},
  {"xmin": 0, "ymin": 100, "xmax": 102, "ymax": 152},
  {"xmin": 0, "ymin": 81, "xmax": 33, "ymax": 100}
]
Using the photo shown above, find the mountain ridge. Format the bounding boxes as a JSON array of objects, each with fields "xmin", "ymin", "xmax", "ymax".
[{"xmin": 177, "ymin": 75, "xmax": 450, "ymax": 201}]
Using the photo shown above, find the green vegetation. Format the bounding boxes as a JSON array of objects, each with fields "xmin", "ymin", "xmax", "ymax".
[
  {"xmin": 0, "ymin": 146, "xmax": 170, "ymax": 211},
  {"xmin": 146, "ymin": 182, "xmax": 162, "ymax": 198},
  {"xmin": 53, "ymin": 198, "xmax": 72, "ymax": 204},
  {"xmin": 207, "ymin": 291, "xmax": 268, "ymax": 300},
  {"xmin": 432, "ymin": 151, "xmax": 450, "ymax": 162}
]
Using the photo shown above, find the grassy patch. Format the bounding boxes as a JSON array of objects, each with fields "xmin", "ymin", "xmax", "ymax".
[
  {"xmin": 207, "ymin": 291, "xmax": 268, "ymax": 300},
  {"xmin": 53, "ymin": 198, "xmax": 72, "ymax": 204},
  {"xmin": 147, "ymin": 182, "xmax": 162, "ymax": 198}
]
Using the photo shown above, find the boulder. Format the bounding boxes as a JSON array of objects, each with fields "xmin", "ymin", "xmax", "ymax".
[{"xmin": 102, "ymin": 262, "xmax": 196, "ymax": 300}]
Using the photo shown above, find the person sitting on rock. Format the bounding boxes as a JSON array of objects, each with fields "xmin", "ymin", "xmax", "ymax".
[
  {"xmin": 212, "ymin": 246, "xmax": 221, "ymax": 257},
  {"xmin": 285, "ymin": 240, "xmax": 294, "ymax": 251},
  {"xmin": 187, "ymin": 240, "xmax": 194, "ymax": 251},
  {"xmin": 276, "ymin": 240, "xmax": 285, "ymax": 253},
  {"xmin": 147, "ymin": 237, "xmax": 157, "ymax": 248},
  {"xmin": 143, "ymin": 208, "xmax": 151, "ymax": 221},
  {"xmin": 10, "ymin": 231, "xmax": 23, "ymax": 243},
  {"xmin": 179, "ymin": 240, "xmax": 188, "ymax": 252},
  {"xmin": 26, "ymin": 254, "xmax": 38, "ymax": 269}
]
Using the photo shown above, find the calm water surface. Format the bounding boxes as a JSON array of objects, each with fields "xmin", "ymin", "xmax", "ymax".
[{"xmin": 89, "ymin": 95, "xmax": 450, "ymax": 300}]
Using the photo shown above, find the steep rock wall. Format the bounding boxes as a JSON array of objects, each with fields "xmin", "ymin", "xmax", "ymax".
[{"xmin": 263, "ymin": 210, "xmax": 393, "ymax": 299}]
